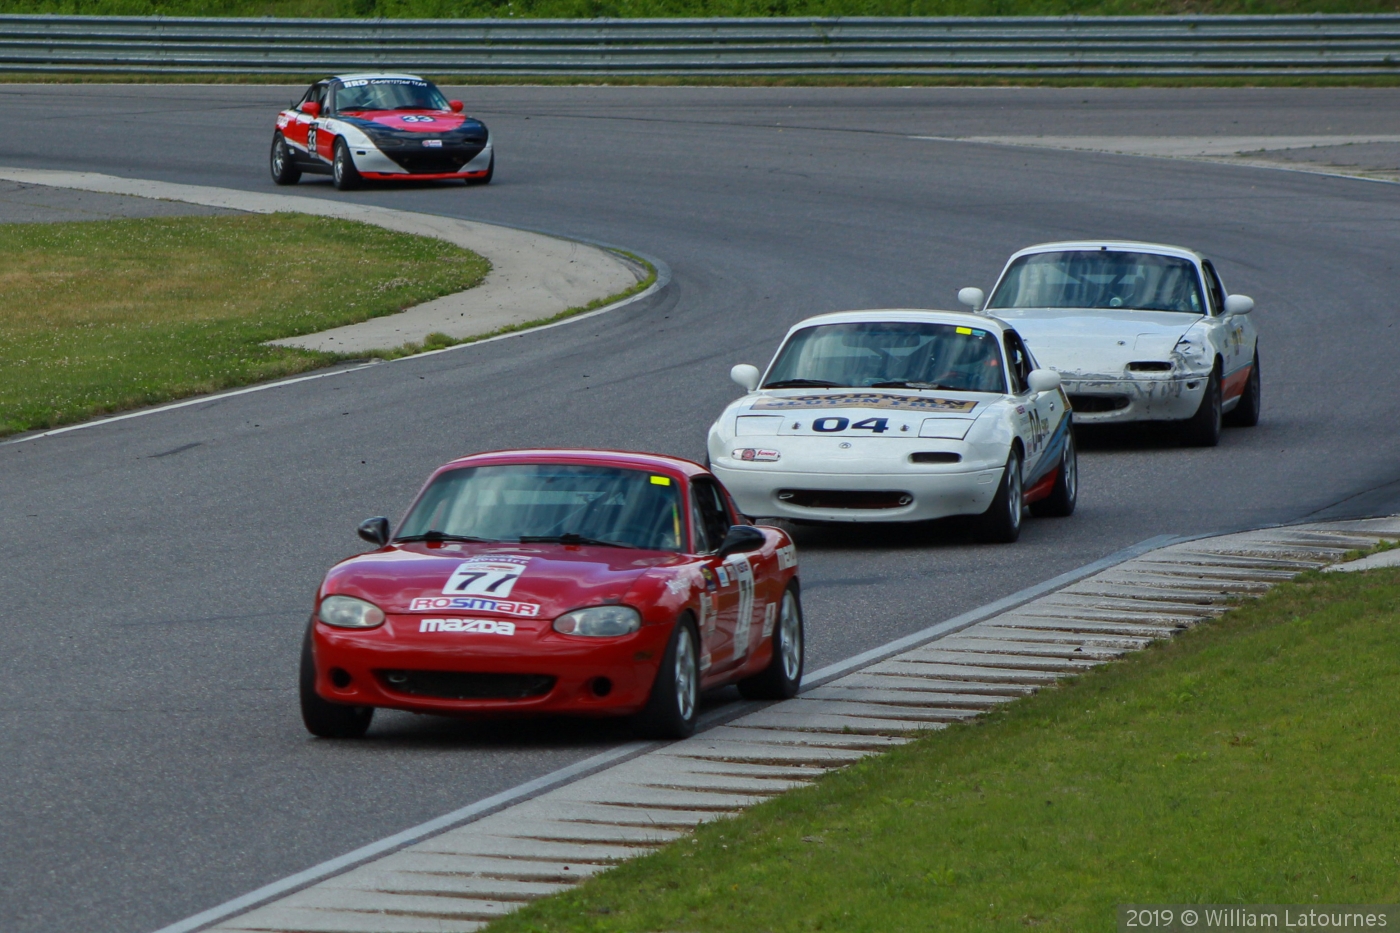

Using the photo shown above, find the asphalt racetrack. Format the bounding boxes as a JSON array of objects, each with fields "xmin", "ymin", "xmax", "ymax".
[{"xmin": 2, "ymin": 85, "xmax": 1399, "ymax": 933}]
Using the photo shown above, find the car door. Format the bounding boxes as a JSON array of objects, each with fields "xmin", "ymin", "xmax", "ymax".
[
  {"xmin": 1004, "ymin": 330, "xmax": 1054, "ymax": 477},
  {"xmin": 690, "ymin": 476, "xmax": 754, "ymax": 677},
  {"xmin": 1204, "ymin": 260, "xmax": 1255, "ymax": 401},
  {"xmin": 285, "ymin": 82, "xmax": 324, "ymax": 159}
]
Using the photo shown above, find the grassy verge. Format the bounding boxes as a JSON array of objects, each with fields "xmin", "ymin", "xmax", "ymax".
[
  {"xmin": 490, "ymin": 565, "xmax": 1400, "ymax": 933},
  {"xmin": 0, "ymin": 212, "xmax": 488, "ymax": 436}
]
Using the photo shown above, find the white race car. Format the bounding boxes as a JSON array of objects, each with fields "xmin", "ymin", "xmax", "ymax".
[
  {"xmin": 707, "ymin": 310, "xmax": 1077, "ymax": 543},
  {"xmin": 959, "ymin": 241, "xmax": 1259, "ymax": 446}
]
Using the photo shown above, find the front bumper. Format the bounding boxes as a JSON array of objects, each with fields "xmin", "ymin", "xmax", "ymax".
[
  {"xmin": 712, "ymin": 461, "xmax": 1004, "ymax": 523},
  {"xmin": 311, "ymin": 615, "xmax": 670, "ymax": 717},
  {"xmin": 351, "ymin": 138, "xmax": 492, "ymax": 180},
  {"xmin": 1063, "ymin": 374, "xmax": 1207, "ymax": 424}
]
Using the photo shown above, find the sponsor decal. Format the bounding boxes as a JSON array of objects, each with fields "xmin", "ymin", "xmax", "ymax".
[
  {"xmin": 762, "ymin": 601, "xmax": 777, "ymax": 638},
  {"xmin": 751, "ymin": 393, "xmax": 977, "ymax": 414},
  {"xmin": 776, "ymin": 544, "xmax": 797, "ymax": 571},
  {"xmin": 699, "ymin": 591, "xmax": 716, "ymax": 634},
  {"xmin": 408, "ymin": 596, "xmax": 540, "ymax": 617},
  {"xmin": 422, "ymin": 139, "xmax": 443, "ymax": 147},
  {"xmin": 700, "ymin": 567, "xmax": 717, "ymax": 591},
  {"xmin": 419, "ymin": 618, "xmax": 516, "ymax": 635},
  {"xmin": 443, "ymin": 556, "xmax": 530, "ymax": 597},
  {"xmin": 650, "ymin": 475, "xmax": 671, "ymax": 486},
  {"xmin": 727, "ymin": 557, "xmax": 756, "ymax": 660},
  {"xmin": 716, "ymin": 565, "xmax": 732, "ymax": 587},
  {"xmin": 341, "ymin": 78, "xmax": 427, "ymax": 87},
  {"xmin": 733, "ymin": 447, "xmax": 780, "ymax": 462}
]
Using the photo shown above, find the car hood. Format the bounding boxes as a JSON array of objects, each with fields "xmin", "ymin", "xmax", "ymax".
[
  {"xmin": 322, "ymin": 543, "xmax": 681, "ymax": 619},
  {"xmin": 992, "ymin": 308, "xmax": 1202, "ymax": 373},
  {"xmin": 339, "ymin": 110, "xmax": 485, "ymax": 136},
  {"xmin": 730, "ymin": 388, "xmax": 990, "ymax": 427}
]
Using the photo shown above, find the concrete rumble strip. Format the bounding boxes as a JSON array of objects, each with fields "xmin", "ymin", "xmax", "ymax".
[{"xmin": 201, "ymin": 517, "xmax": 1400, "ymax": 933}]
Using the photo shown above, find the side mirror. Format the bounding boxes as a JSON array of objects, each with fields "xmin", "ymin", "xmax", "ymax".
[
  {"xmin": 299, "ymin": 101, "xmax": 321, "ymax": 117},
  {"xmin": 958, "ymin": 287, "xmax": 985, "ymax": 311},
  {"xmin": 730, "ymin": 363, "xmax": 761, "ymax": 392},
  {"xmin": 1027, "ymin": 369, "xmax": 1061, "ymax": 393},
  {"xmin": 357, "ymin": 516, "xmax": 390, "ymax": 547},
  {"xmin": 716, "ymin": 524, "xmax": 765, "ymax": 559},
  {"xmin": 448, "ymin": 100, "xmax": 465, "ymax": 113},
  {"xmin": 1224, "ymin": 294, "xmax": 1255, "ymax": 315}
]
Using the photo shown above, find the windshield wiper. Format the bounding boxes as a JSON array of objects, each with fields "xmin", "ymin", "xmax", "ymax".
[
  {"xmin": 762, "ymin": 378, "xmax": 846, "ymax": 389},
  {"xmin": 869, "ymin": 381, "xmax": 962, "ymax": 391},
  {"xmin": 394, "ymin": 531, "xmax": 495, "ymax": 544},
  {"xmin": 518, "ymin": 533, "xmax": 637, "ymax": 549}
]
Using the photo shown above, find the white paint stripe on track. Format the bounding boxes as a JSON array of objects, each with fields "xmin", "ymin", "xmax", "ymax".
[
  {"xmin": 149, "ymin": 532, "xmax": 1181, "ymax": 933},
  {"xmin": 147, "ymin": 740, "xmax": 658, "ymax": 933}
]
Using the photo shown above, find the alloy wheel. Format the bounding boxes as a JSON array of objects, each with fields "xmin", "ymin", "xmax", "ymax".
[
  {"xmin": 779, "ymin": 590, "xmax": 803, "ymax": 683},
  {"xmin": 674, "ymin": 626, "xmax": 698, "ymax": 722}
]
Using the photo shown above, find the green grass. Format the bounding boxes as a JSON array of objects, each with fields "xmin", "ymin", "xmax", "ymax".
[
  {"xmin": 4, "ymin": 0, "xmax": 1400, "ymax": 19},
  {"xmin": 489, "ymin": 565, "xmax": 1400, "ymax": 933},
  {"xmin": 0, "ymin": 212, "xmax": 488, "ymax": 436}
]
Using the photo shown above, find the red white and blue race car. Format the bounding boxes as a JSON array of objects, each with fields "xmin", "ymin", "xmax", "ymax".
[
  {"xmin": 300, "ymin": 449, "xmax": 804, "ymax": 740},
  {"xmin": 271, "ymin": 73, "xmax": 493, "ymax": 190}
]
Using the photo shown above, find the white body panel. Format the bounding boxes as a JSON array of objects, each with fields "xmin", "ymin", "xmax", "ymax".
[{"xmin": 707, "ymin": 309, "xmax": 1072, "ymax": 523}]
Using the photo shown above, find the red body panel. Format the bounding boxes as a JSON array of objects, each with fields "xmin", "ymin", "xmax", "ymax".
[
  {"xmin": 1222, "ymin": 363, "xmax": 1253, "ymax": 403},
  {"xmin": 1023, "ymin": 468, "xmax": 1058, "ymax": 504},
  {"xmin": 310, "ymin": 449, "xmax": 797, "ymax": 719}
]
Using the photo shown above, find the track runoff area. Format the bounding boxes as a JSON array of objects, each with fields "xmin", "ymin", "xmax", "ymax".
[{"xmin": 1, "ymin": 85, "xmax": 1400, "ymax": 933}]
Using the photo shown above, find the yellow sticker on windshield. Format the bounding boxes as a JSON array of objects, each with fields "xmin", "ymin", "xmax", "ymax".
[
  {"xmin": 650, "ymin": 475, "xmax": 671, "ymax": 486},
  {"xmin": 956, "ymin": 326, "xmax": 973, "ymax": 335}
]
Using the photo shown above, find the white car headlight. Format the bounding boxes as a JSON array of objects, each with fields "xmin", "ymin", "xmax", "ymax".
[
  {"xmin": 735, "ymin": 415, "xmax": 783, "ymax": 436},
  {"xmin": 919, "ymin": 418, "xmax": 973, "ymax": 439},
  {"xmin": 318, "ymin": 594, "xmax": 386, "ymax": 629},
  {"xmin": 553, "ymin": 605, "xmax": 642, "ymax": 637}
]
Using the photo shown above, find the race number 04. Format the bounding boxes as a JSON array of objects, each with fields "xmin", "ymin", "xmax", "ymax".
[
  {"xmin": 813, "ymin": 416, "xmax": 889, "ymax": 433},
  {"xmin": 813, "ymin": 417, "xmax": 849, "ymax": 432}
]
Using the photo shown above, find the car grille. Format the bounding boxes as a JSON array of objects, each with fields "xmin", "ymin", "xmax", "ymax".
[
  {"xmin": 376, "ymin": 670, "xmax": 556, "ymax": 700},
  {"xmin": 777, "ymin": 489, "xmax": 913, "ymax": 509},
  {"xmin": 386, "ymin": 148, "xmax": 483, "ymax": 174},
  {"xmin": 1068, "ymin": 394, "xmax": 1131, "ymax": 413}
]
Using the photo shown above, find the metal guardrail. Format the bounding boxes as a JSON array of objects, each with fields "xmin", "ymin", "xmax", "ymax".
[{"xmin": 1, "ymin": 14, "xmax": 1398, "ymax": 75}]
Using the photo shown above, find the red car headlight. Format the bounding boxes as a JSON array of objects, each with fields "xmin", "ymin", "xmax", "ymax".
[
  {"xmin": 318, "ymin": 595, "xmax": 386, "ymax": 629},
  {"xmin": 553, "ymin": 605, "xmax": 641, "ymax": 637}
]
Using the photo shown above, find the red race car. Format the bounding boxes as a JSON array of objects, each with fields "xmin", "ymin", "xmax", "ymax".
[
  {"xmin": 271, "ymin": 73, "xmax": 493, "ymax": 190},
  {"xmin": 300, "ymin": 449, "xmax": 803, "ymax": 739}
]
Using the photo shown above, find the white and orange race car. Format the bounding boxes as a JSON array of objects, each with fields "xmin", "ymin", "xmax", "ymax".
[{"xmin": 271, "ymin": 73, "xmax": 493, "ymax": 190}]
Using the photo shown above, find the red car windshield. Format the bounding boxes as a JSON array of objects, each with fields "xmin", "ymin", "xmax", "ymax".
[
  {"xmin": 333, "ymin": 78, "xmax": 449, "ymax": 113},
  {"xmin": 397, "ymin": 464, "xmax": 685, "ymax": 552}
]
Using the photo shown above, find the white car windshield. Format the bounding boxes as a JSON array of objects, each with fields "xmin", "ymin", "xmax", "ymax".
[
  {"xmin": 334, "ymin": 78, "xmax": 449, "ymax": 112},
  {"xmin": 987, "ymin": 250, "xmax": 1206, "ymax": 314},
  {"xmin": 395, "ymin": 464, "xmax": 684, "ymax": 552},
  {"xmin": 763, "ymin": 321, "xmax": 1007, "ymax": 394}
]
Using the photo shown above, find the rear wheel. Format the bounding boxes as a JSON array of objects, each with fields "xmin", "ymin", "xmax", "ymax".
[
  {"xmin": 299, "ymin": 624, "xmax": 373, "ymax": 738},
  {"xmin": 738, "ymin": 585, "xmax": 804, "ymax": 700},
  {"xmin": 634, "ymin": 617, "xmax": 700, "ymax": 739},
  {"xmin": 1029, "ymin": 425, "xmax": 1077, "ymax": 518},
  {"xmin": 332, "ymin": 140, "xmax": 362, "ymax": 191},
  {"xmin": 973, "ymin": 449, "xmax": 1023, "ymax": 543},
  {"xmin": 1182, "ymin": 360, "xmax": 1223, "ymax": 447},
  {"xmin": 1224, "ymin": 349, "xmax": 1261, "ymax": 428},
  {"xmin": 270, "ymin": 133, "xmax": 301, "ymax": 186}
]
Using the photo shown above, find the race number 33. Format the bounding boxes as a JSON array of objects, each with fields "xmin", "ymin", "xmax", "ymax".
[{"xmin": 442, "ymin": 558, "xmax": 530, "ymax": 597}]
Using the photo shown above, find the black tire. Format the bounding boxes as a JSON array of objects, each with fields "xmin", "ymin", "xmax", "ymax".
[
  {"xmin": 973, "ymin": 449, "xmax": 1024, "ymax": 543},
  {"xmin": 634, "ymin": 616, "xmax": 701, "ymax": 740},
  {"xmin": 466, "ymin": 151, "xmax": 494, "ymax": 186},
  {"xmin": 1223, "ymin": 349, "xmax": 1261, "ymax": 428},
  {"xmin": 332, "ymin": 140, "xmax": 362, "ymax": 191},
  {"xmin": 738, "ymin": 584, "xmax": 804, "ymax": 700},
  {"xmin": 1029, "ymin": 423, "xmax": 1077, "ymax": 518},
  {"xmin": 270, "ymin": 133, "xmax": 301, "ymax": 186},
  {"xmin": 1182, "ymin": 360, "xmax": 1223, "ymax": 447},
  {"xmin": 299, "ymin": 624, "xmax": 373, "ymax": 738}
]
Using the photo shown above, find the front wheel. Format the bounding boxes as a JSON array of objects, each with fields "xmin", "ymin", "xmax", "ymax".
[
  {"xmin": 1182, "ymin": 360, "xmax": 1223, "ymax": 447},
  {"xmin": 270, "ymin": 133, "xmax": 301, "ymax": 186},
  {"xmin": 973, "ymin": 449, "xmax": 1023, "ymax": 543},
  {"xmin": 634, "ymin": 617, "xmax": 701, "ymax": 739},
  {"xmin": 299, "ymin": 625, "xmax": 373, "ymax": 738},
  {"xmin": 1029, "ymin": 425, "xmax": 1077, "ymax": 518},
  {"xmin": 738, "ymin": 585, "xmax": 804, "ymax": 700},
  {"xmin": 332, "ymin": 140, "xmax": 362, "ymax": 191},
  {"xmin": 1224, "ymin": 349, "xmax": 1261, "ymax": 428}
]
